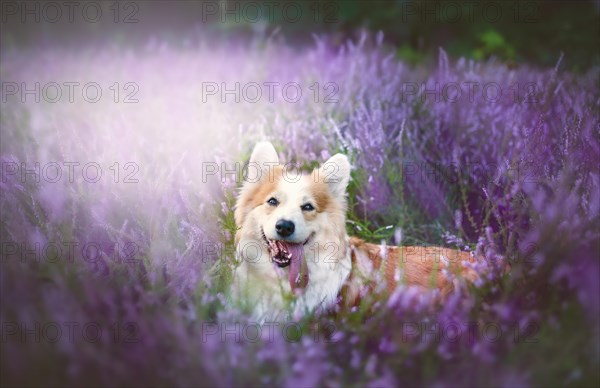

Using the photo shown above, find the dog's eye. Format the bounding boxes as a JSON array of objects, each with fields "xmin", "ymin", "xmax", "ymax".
[
  {"xmin": 301, "ymin": 203, "xmax": 315, "ymax": 211},
  {"xmin": 266, "ymin": 197, "xmax": 279, "ymax": 206}
]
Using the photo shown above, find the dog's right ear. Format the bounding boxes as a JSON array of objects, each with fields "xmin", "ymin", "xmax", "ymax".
[
  {"xmin": 250, "ymin": 141, "xmax": 279, "ymax": 166},
  {"xmin": 244, "ymin": 141, "xmax": 279, "ymax": 184}
]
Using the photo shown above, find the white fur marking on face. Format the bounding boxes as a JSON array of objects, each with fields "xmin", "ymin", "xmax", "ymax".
[{"xmin": 263, "ymin": 175, "xmax": 315, "ymax": 243}]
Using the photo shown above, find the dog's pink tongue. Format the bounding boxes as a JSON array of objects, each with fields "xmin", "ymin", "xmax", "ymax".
[{"xmin": 282, "ymin": 242, "xmax": 308, "ymax": 291}]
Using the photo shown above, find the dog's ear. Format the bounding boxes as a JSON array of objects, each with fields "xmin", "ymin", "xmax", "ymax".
[
  {"xmin": 316, "ymin": 154, "xmax": 351, "ymax": 198},
  {"xmin": 249, "ymin": 141, "xmax": 279, "ymax": 170},
  {"xmin": 246, "ymin": 141, "xmax": 279, "ymax": 183}
]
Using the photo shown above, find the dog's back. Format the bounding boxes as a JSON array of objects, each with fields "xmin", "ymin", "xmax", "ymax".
[{"xmin": 338, "ymin": 237, "xmax": 480, "ymax": 308}]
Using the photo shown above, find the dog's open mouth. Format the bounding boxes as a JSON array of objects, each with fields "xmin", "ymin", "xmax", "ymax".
[{"xmin": 261, "ymin": 230, "xmax": 311, "ymax": 291}]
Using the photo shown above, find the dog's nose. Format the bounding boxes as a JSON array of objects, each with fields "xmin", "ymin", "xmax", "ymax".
[{"xmin": 275, "ymin": 219, "xmax": 295, "ymax": 237}]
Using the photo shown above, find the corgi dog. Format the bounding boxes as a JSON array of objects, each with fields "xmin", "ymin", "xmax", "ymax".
[{"xmin": 231, "ymin": 141, "xmax": 479, "ymax": 321}]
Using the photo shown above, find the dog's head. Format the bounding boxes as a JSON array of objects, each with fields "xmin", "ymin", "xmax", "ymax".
[{"xmin": 234, "ymin": 141, "xmax": 351, "ymax": 292}]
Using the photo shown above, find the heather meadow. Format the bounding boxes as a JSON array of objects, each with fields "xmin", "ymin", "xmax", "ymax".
[{"xmin": 1, "ymin": 25, "xmax": 599, "ymax": 388}]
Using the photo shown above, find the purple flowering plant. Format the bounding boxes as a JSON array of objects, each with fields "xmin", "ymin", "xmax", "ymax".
[{"xmin": 1, "ymin": 31, "xmax": 598, "ymax": 387}]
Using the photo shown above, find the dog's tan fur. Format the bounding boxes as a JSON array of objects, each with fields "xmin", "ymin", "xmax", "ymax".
[
  {"xmin": 339, "ymin": 237, "xmax": 478, "ymax": 310},
  {"xmin": 231, "ymin": 142, "xmax": 480, "ymax": 320}
]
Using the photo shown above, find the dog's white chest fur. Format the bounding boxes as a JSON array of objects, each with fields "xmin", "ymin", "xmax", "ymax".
[{"xmin": 232, "ymin": 242, "xmax": 352, "ymax": 321}]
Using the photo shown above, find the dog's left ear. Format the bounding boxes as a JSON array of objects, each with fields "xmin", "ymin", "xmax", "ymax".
[{"xmin": 316, "ymin": 154, "xmax": 351, "ymax": 198}]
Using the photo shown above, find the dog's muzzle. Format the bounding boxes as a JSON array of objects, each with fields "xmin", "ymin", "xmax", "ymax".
[{"xmin": 261, "ymin": 229, "xmax": 310, "ymax": 290}]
